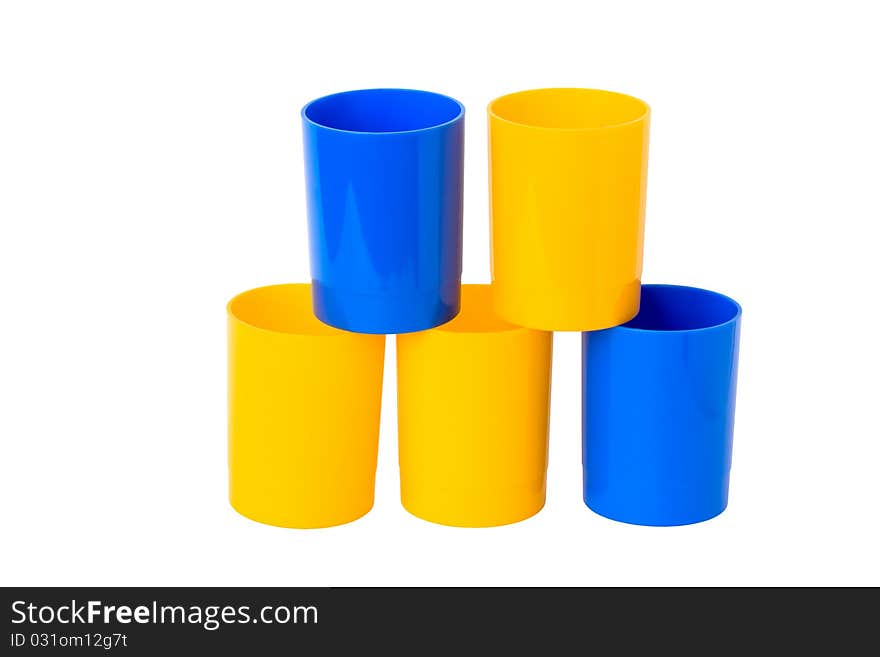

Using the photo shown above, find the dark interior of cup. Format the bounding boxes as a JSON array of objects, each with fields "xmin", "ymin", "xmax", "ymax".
[
  {"xmin": 623, "ymin": 285, "xmax": 740, "ymax": 331},
  {"xmin": 304, "ymin": 88, "xmax": 462, "ymax": 133}
]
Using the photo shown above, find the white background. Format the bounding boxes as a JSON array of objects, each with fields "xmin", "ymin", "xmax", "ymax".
[{"xmin": 1, "ymin": 1, "xmax": 878, "ymax": 586}]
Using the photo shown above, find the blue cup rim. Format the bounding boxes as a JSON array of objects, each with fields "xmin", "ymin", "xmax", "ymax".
[
  {"xmin": 301, "ymin": 88, "xmax": 464, "ymax": 136},
  {"xmin": 616, "ymin": 284, "xmax": 742, "ymax": 334}
]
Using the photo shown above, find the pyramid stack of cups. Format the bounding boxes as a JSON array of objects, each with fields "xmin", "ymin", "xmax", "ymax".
[{"xmin": 227, "ymin": 88, "xmax": 742, "ymax": 529}]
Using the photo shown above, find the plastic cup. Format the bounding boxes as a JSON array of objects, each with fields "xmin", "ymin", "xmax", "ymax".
[
  {"xmin": 582, "ymin": 284, "xmax": 742, "ymax": 526},
  {"xmin": 488, "ymin": 88, "xmax": 650, "ymax": 331},
  {"xmin": 302, "ymin": 88, "xmax": 465, "ymax": 334},
  {"xmin": 396, "ymin": 284, "xmax": 552, "ymax": 527},
  {"xmin": 227, "ymin": 284, "xmax": 385, "ymax": 528}
]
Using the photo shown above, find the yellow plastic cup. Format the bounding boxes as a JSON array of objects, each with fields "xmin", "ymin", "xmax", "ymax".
[
  {"xmin": 488, "ymin": 88, "xmax": 651, "ymax": 331},
  {"xmin": 397, "ymin": 284, "xmax": 552, "ymax": 527},
  {"xmin": 227, "ymin": 284, "xmax": 385, "ymax": 528}
]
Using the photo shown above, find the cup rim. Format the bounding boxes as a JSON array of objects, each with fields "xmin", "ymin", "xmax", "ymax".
[
  {"xmin": 432, "ymin": 284, "xmax": 531, "ymax": 335},
  {"xmin": 614, "ymin": 284, "xmax": 742, "ymax": 334},
  {"xmin": 488, "ymin": 87, "xmax": 650, "ymax": 132},
  {"xmin": 301, "ymin": 88, "xmax": 464, "ymax": 136},
  {"xmin": 227, "ymin": 283, "xmax": 358, "ymax": 338}
]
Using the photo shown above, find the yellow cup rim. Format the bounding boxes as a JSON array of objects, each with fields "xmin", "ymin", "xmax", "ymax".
[
  {"xmin": 488, "ymin": 87, "xmax": 650, "ymax": 132},
  {"xmin": 432, "ymin": 284, "xmax": 533, "ymax": 335},
  {"xmin": 227, "ymin": 283, "xmax": 357, "ymax": 338}
]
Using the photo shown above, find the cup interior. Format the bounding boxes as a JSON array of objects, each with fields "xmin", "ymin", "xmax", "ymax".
[
  {"xmin": 438, "ymin": 284, "xmax": 519, "ymax": 334},
  {"xmin": 228, "ymin": 284, "xmax": 340, "ymax": 336},
  {"xmin": 303, "ymin": 88, "xmax": 462, "ymax": 133},
  {"xmin": 490, "ymin": 88, "xmax": 648, "ymax": 130},
  {"xmin": 623, "ymin": 285, "xmax": 740, "ymax": 332}
]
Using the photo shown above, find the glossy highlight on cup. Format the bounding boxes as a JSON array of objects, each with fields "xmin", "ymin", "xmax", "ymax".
[
  {"xmin": 489, "ymin": 88, "xmax": 650, "ymax": 331},
  {"xmin": 227, "ymin": 284, "xmax": 385, "ymax": 528},
  {"xmin": 302, "ymin": 88, "xmax": 465, "ymax": 334},
  {"xmin": 397, "ymin": 284, "xmax": 552, "ymax": 527},
  {"xmin": 583, "ymin": 284, "xmax": 742, "ymax": 526}
]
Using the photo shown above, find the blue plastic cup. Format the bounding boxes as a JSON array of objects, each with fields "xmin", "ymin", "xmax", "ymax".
[
  {"xmin": 301, "ymin": 88, "xmax": 465, "ymax": 334},
  {"xmin": 582, "ymin": 284, "xmax": 742, "ymax": 526}
]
